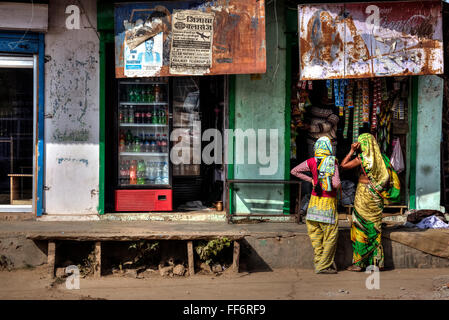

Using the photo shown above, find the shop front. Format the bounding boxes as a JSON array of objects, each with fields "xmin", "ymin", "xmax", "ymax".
[
  {"xmin": 97, "ymin": 0, "xmax": 267, "ymax": 215},
  {"xmin": 0, "ymin": 3, "xmax": 47, "ymax": 216},
  {"xmin": 289, "ymin": 0, "xmax": 445, "ymax": 215}
]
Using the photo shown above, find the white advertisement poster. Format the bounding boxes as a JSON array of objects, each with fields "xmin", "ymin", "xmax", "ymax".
[
  {"xmin": 169, "ymin": 10, "xmax": 215, "ymax": 75},
  {"xmin": 124, "ymin": 32, "xmax": 163, "ymax": 77}
]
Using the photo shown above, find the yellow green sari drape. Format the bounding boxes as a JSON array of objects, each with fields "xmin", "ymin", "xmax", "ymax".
[{"xmin": 351, "ymin": 133, "xmax": 389, "ymax": 268}]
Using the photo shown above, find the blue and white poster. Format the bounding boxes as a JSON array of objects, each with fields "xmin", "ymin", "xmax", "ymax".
[{"xmin": 124, "ymin": 32, "xmax": 163, "ymax": 77}]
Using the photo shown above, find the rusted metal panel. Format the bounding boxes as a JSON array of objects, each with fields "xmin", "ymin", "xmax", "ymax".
[
  {"xmin": 299, "ymin": 1, "xmax": 443, "ymax": 80},
  {"xmin": 114, "ymin": 0, "xmax": 266, "ymax": 78}
]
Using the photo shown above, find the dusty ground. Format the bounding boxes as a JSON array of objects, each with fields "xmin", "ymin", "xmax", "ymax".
[{"xmin": 0, "ymin": 266, "xmax": 448, "ymax": 300}]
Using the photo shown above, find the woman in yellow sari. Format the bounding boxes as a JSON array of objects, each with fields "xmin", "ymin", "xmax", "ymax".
[{"xmin": 340, "ymin": 133, "xmax": 389, "ymax": 271}]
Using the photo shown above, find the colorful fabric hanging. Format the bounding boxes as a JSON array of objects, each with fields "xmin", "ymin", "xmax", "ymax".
[
  {"xmin": 353, "ymin": 80, "xmax": 361, "ymax": 142},
  {"xmin": 362, "ymin": 79, "xmax": 370, "ymax": 123},
  {"xmin": 371, "ymin": 78, "xmax": 381, "ymax": 131},
  {"xmin": 326, "ymin": 80, "xmax": 333, "ymax": 99},
  {"xmin": 343, "ymin": 80, "xmax": 354, "ymax": 139},
  {"xmin": 334, "ymin": 79, "xmax": 347, "ymax": 116}
]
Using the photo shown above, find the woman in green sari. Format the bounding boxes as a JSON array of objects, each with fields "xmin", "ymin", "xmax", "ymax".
[{"xmin": 340, "ymin": 133, "xmax": 389, "ymax": 271}]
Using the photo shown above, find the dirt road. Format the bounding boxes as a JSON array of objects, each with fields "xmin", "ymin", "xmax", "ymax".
[{"xmin": 0, "ymin": 266, "xmax": 448, "ymax": 300}]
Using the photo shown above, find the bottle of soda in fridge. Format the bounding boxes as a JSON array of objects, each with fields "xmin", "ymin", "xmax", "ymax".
[
  {"xmin": 126, "ymin": 130, "xmax": 133, "ymax": 152},
  {"xmin": 124, "ymin": 160, "xmax": 130, "ymax": 184},
  {"xmin": 135, "ymin": 106, "xmax": 141, "ymax": 123},
  {"xmin": 150, "ymin": 134, "xmax": 156, "ymax": 153},
  {"xmin": 119, "ymin": 160, "xmax": 126, "ymax": 185},
  {"xmin": 145, "ymin": 108, "xmax": 152, "ymax": 124},
  {"xmin": 137, "ymin": 160, "xmax": 146, "ymax": 185},
  {"xmin": 152, "ymin": 108, "xmax": 158, "ymax": 124},
  {"xmin": 156, "ymin": 134, "xmax": 162, "ymax": 152},
  {"xmin": 128, "ymin": 105, "xmax": 134, "ymax": 123},
  {"xmin": 119, "ymin": 106, "xmax": 124, "ymax": 123},
  {"xmin": 119, "ymin": 132, "xmax": 126, "ymax": 153},
  {"xmin": 161, "ymin": 134, "xmax": 168, "ymax": 153},
  {"xmin": 129, "ymin": 160, "xmax": 137, "ymax": 185}
]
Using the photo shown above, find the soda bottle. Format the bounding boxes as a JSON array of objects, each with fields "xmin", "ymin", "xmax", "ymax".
[
  {"xmin": 119, "ymin": 106, "xmax": 124, "ymax": 123},
  {"xmin": 119, "ymin": 132, "xmax": 126, "ymax": 153},
  {"xmin": 145, "ymin": 161, "xmax": 152, "ymax": 184},
  {"xmin": 160, "ymin": 109, "xmax": 166, "ymax": 124},
  {"xmin": 124, "ymin": 160, "xmax": 130, "ymax": 184},
  {"xmin": 152, "ymin": 108, "xmax": 158, "ymax": 124},
  {"xmin": 133, "ymin": 135, "xmax": 141, "ymax": 152},
  {"xmin": 124, "ymin": 105, "xmax": 129, "ymax": 123},
  {"xmin": 162, "ymin": 162, "xmax": 169, "ymax": 184},
  {"xmin": 129, "ymin": 160, "xmax": 137, "ymax": 185},
  {"xmin": 145, "ymin": 108, "xmax": 151, "ymax": 124},
  {"xmin": 128, "ymin": 105, "xmax": 134, "ymax": 123},
  {"xmin": 139, "ymin": 131, "xmax": 144, "ymax": 152},
  {"xmin": 137, "ymin": 160, "xmax": 146, "ymax": 185},
  {"xmin": 133, "ymin": 85, "xmax": 140, "ymax": 102},
  {"xmin": 144, "ymin": 134, "xmax": 150, "ymax": 152},
  {"xmin": 119, "ymin": 161, "xmax": 125, "ymax": 185},
  {"xmin": 149, "ymin": 134, "xmax": 156, "ymax": 153},
  {"xmin": 149, "ymin": 85, "xmax": 155, "ymax": 102},
  {"xmin": 135, "ymin": 106, "xmax": 141, "ymax": 124},
  {"xmin": 126, "ymin": 130, "xmax": 133, "ymax": 151},
  {"xmin": 161, "ymin": 134, "xmax": 168, "ymax": 153},
  {"xmin": 156, "ymin": 134, "xmax": 162, "ymax": 152},
  {"xmin": 154, "ymin": 85, "xmax": 161, "ymax": 102},
  {"xmin": 130, "ymin": 86, "xmax": 136, "ymax": 102}
]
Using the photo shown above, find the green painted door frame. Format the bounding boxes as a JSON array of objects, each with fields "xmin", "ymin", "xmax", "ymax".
[
  {"xmin": 408, "ymin": 76, "xmax": 419, "ymax": 210},
  {"xmin": 97, "ymin": 1, "xmax": 114, "ymax": 214}
]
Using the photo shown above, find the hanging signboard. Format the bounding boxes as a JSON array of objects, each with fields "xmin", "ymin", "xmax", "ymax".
[
  {"xmin": 115, "ymin": 0, "xmax": 266, "ymax": 78},
  {"xmin": 298, "ymin": 1, "xmax": 443, "ymax": 80}
]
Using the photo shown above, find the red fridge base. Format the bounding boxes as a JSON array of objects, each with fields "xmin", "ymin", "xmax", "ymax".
[{"xmin": 115, "ymin": 189, "xmax": 173, "ymax": 212}]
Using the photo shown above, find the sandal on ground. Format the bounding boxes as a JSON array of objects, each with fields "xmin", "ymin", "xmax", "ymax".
[
  {"xmin": 346, "ymin": 265, "xmax": 363, "ymax": 272},
  {"xmin": 317, "ymin": 267, "xmax": 338, "ymax": 274}
]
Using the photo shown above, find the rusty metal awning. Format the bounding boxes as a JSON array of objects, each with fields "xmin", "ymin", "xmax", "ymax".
[{"xmin": 298, "ymin": 1, "xmax": 443, "ymax": 80}]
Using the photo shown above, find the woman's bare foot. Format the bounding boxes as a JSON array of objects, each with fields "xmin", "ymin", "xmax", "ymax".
[{"xmin": 346, "ymin": 265, "xmax": 363, "ymax": 272}]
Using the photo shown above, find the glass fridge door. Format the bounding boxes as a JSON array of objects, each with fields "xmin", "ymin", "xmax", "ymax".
[
  {"xmin": 172, "ymin": 77, "xmax": 201, "ymax": 176},
  {"xmin": 117, "ymin": 78, "xmax": 170, "ymax": 187}
]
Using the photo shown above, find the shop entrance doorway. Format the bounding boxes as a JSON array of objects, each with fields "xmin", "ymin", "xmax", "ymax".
[{"xmin": 0, "ymin": 55, "xmax": 35, "ymax": 211}]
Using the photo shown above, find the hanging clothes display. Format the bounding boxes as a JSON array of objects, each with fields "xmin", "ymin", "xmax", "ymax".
[
  {"xmin": 343, "ymin": 80, "xmax": 354, "ymax": 139},
  {"xmin": 352, "ymin": 80, "xmax": 362, "ymax": 142}
]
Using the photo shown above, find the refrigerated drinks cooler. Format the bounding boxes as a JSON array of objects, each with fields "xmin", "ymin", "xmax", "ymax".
[{"xmin": 115, "ymin": 78, "xmax": 172, "ymax": 211}]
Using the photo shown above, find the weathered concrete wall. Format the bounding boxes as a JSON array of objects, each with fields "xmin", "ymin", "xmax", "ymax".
[
  {"xmin": 44, "ymin": 0, "xmax": 99, "ymax": 214},
  {"xmin": 232, "ymin": 0, "xmax": 286, "ymax": 214},
  {"xmin": 415, "ymin": 76, "xmax": 444, "ymax": 211},
  {"xmin": 242, "ymin": 230, "xmax": 449, "ymax": 270},
  {"xmin": 0, "ymin": 237, "xmax": 47, "ymax": 269},
  {"xmin": 1, "ymin": 230, "xmax": 448, "ymax": 271}
]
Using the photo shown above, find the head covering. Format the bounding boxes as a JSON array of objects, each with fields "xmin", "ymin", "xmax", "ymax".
[
  {"xmin": 358, "ymin": 133, "xmax": 389, "ymax": 191},
  {"xmin": 314, "ymin": 136, "xmax": 335, "ymax": 191}
]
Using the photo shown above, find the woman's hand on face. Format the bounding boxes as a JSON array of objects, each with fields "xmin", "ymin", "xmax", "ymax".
[{"xmin": 350, "ymin": 142, "xmax": 360, "ymax": 152}]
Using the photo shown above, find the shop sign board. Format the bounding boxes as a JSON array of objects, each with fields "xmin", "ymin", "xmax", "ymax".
[
  {"xmin": 298, "ymin": 1, "xmax": 443, "ymax": 79},
  {"xmin": 115, "ymin": 0, "xmax": 266, "ymax": 78}
]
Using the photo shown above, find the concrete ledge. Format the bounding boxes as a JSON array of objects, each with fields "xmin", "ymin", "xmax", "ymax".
[
  {"xmin": 0, "ymin": 221, "xmax": 448, "ymax": 271},
  {"xmin": 38, "ymin": 214, "xmax": 100, "ymax": 222},
  {"xmin": 0, "ymin": 212, "xmax": 35, "ymax": 222},
  {"xmin": 100, "ymin": 211, "xmax": 227, "ymax": 222}
]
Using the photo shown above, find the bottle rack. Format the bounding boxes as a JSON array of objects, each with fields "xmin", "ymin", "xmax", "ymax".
[{"xmin": 117, "ymin": 79, "xmax": 171, "ymax": 187}]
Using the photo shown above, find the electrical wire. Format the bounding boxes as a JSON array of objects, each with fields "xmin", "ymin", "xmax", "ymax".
[
  {"xmin": 76, "ymin": 0, "xmax": 101, "ymax": 41},
  {"xmin": 271, "ymin": 0, "xmax": 280, "ymax": 83},
  {"xmin": 8, "ymin": 0, "xmax": 34, "ymax": 51}
]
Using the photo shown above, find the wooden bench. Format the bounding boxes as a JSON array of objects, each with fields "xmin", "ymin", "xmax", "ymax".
[
  {"xmin": 28, "ymin": 234, "xmax": 244, "ymax": 278},
  {"xmin": 8, "ymin": 174, "xmax": 32, "ymax": 205}
]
